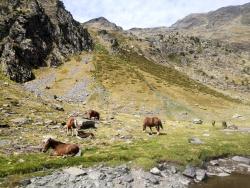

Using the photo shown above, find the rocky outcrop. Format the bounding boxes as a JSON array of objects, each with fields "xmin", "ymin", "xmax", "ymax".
[{"xmin": 0, "ymin": 0, "xmax": 92, "ymax": 83}]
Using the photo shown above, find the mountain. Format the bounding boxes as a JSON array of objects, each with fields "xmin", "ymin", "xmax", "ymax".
[
  {"xmin": 171, "ymin": 2, "xmax": 250, "ymax": 51},
  {"xmin": 83, "ymin": 17, "xmax": 123, "ymax": 31},
  {"xmin": 0, "ymin": 0, "xmax": 92, "ymax": 83}
]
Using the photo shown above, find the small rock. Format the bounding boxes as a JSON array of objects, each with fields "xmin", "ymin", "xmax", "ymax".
[
  {"xmin": 0, "ymin": 123, "xmax": 10, "ymax": 128},
  {"xmin": 52, "ymin": 104, "xmax": 64, "ymax": 111},
  {"xmin": 217, "ymin": 172, "xmax": 230, "ymax": 177},
  {"xmin": 3, "ymin": 82, "xmax": 9, "ymax": 86},
  {"xmin": 150, "ymin": 167, "xmax": 161, "ymax": 175},
  {"xmin": 88, "ymin": 171, "xmax": 102, "ymax": 180},
  {"xmin": 19, "ymin": 179, "xmax": 31, "ymax": 186},
  {"xmin": 123, "ymin": 175, "xmax": 134, "ymax": 183},
  {"xmin": 63, "ymin": 167, "xmax": 87, "ymax": 177},
  {"xmin": 3, "ymin": 104, "xmax": 10, "ymax": 107},
  {"xmin": 11, "ymin": 117, "xmax": 29, "ymax": 126},
  {"xmin": 232, "ymin": 156, "xmax": 250, "ymax": 165},
  {"xmin": 170, "ymin": 166, "xmax": 177, "ymax": 174},
  {"xmin": 195, "ymin": 169, "xmax": 207, "ymax": 181},
  {"xmin": 232, "ymin": 114, "xmax": 242, "ymax": 119},
  {"xmin": 193, "ymin": 119, "xmax": 203, "ymax": 124},
  {"xmin": 183, "ymin": 165, "xmax": 196, "ymax": 178},
  {"xmin": 188, "ymin": 137, "xmax": 204, "ymax": 144},
  {"xmin": 210, "ymin": 160, "xmax": 219, "ymax": 166},
  {"xmin": 202, "ymin": 133, "xmax": 210, "ymax": 137}
]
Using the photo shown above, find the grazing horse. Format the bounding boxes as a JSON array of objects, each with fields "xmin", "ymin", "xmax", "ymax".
[
  {"xmin": 85, "ymin": 110, "xmax": 100, "ymax": 120},
  {"xmin": 42, "ymin": 138, "xmax": 80, "ymax": 156},
  {"xmin": 65, "ymin": 116, "xmax": 78, "ymax": 136},
  {"xmin": 143, "ymin": 117, "xmax": 163, "ymax": 135}
]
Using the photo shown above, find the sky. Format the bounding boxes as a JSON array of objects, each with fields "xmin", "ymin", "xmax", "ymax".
[{"xmin": 62, "ymin": 0, "xmax": 249, "ymax": 29}]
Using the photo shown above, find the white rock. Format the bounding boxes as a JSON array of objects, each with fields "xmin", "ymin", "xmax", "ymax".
[
  {"xmin": 63, "ymin": 167, "xmax": 87, "ymax": 177},
  {"xmin": 232, "ymin": 156, "xmax": 250, "ymax": 165},
  {"xmin": 150, "ymin": 167, "xmax": 161, "ymax": 175},
  {"xmin": 217, "ymin": 172, "xmax": 230, "ymax": 177}
]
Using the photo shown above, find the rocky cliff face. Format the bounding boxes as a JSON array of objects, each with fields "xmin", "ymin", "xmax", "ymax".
[{"xmin": 0, "ymin": 0, "xmax": 92, "ymax": 83}]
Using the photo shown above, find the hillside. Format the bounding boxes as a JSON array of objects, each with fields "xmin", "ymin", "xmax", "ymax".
[
  {"xmin": 171, "ymin": 2, "xmax": 250, "ymax": 51},
  {"xmin": 0, "ymin": 1, "xmax": 250, "ymax": 187},
  {"xmin": 0, "ymin": 0, "xmax": 92, "ymax": 83}
]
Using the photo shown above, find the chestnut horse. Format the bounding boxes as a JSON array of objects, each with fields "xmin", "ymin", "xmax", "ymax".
[
  {"xmin": 85, "ymin": 110, "xmax": 100, "ymax": 120},
  {"xmin": 65, "ymin": 116, "xmax": 78, "ymax": 136},
  {"xmin": 42, "ymin": 138, "xmax": 80, "ymax": 156},
  {"xmin": 143, "ymin": 117, "xmax": 163, "ymax": 135}
]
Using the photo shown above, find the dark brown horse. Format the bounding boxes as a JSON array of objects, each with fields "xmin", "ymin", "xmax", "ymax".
[
  {"xmin": 85, "ymin": 110, "xmax": 100, "ymax": 120},
  {"xmin": 143, "ymin": 117, "xmax": 163, "ymax": 135},
  {"xmin": 42, "ymin": 138, "xmax": 80, "ymax": 156},
  {"xmin": 77, "ymin": 130, "xmax": 95, "ymax": 139}
]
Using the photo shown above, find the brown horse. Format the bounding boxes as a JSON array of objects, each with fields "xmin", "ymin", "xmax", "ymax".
[
  {"xmin": 65, "ymin": 116, "xmax": 78, "ymax": 136},
  {"xmin": 77, "ymin": 130, "xmax": 95, "ymax": 139},
  {"xmin": 42, "ymin": 138, "xmax": 80, "ymax": 156},
  {"xmin": 143, "ymin": 117, "xmax": 163, "ymax": 135},
  {"xmin": 85, "ymin": 110, "xmax": 100, "ymax": 120}
]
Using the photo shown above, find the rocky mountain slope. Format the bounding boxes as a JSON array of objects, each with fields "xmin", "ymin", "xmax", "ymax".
[
  {"xmin": 171, "ymin": 2, "xmax": 250, "ymax": 51},
  {"xmin": 0, "ymin": 0, "xmax": 92, "ymax": 83}
]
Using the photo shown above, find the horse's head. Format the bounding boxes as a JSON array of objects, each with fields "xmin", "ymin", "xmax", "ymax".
[{"xmin": 42, "ymin": 138, "xmax": 52, "ymax": 152}]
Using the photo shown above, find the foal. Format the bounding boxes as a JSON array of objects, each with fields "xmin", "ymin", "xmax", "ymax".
[
  {"xmin": 65, "ymin": 116, "xmax": 78, "ymax": 136},
  {"xmin": 143, "ymin": 117, "xmax": 163, "ymax": 135},
  {"xmin": 42, "ymin": 138, "xmax": 80, "ymax": 156}
]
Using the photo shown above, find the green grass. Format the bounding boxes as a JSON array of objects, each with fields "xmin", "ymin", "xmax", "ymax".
[{"xmin": 0, "ymin": 124, "xmax": 249, "ymax": 178}]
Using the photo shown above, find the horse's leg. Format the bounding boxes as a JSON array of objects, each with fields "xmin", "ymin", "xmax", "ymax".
[
  {"xmin": 156, "ymin": 126, "xmax": 160, "ymax": 135},
  {"xmin": 74, "ymin": 128, "xmax": 78, "ymax": 136},
  {"xmin": 66, "ymin": 127, "xmax": 69, "ymax": 136},
  {"xmin": 150, "ymin": 126, "xmax": 153, "ymax": 134}
]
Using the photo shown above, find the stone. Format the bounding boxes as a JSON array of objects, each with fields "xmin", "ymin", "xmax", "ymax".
[
  {"xmin": 188, "ymin": 137, "xmax": 204, "ymax": 144},
  {"xmin": 232, "ymin": 156, "xmax": 250, "ymax": 165},
  {"xmin": 11, "ymin": 117, "xmax": 29, "ymax": 125},
  {"xmin": 88, "ymin": 171, "xmax": 102, "ymax": 180},
  {"xmin": 193, "ymin": 119, "xmax": 203, "ymax": 124},
  {"xmin": 3, "ymin": 82, "xmax": 9, "ymax": 86},
  {"xmin": 183, "ymin": 165, "xmax": 196, "ymax": 178},
  {"xmin": 63, "ymin": 167, "xmax": 87, "ymax": 177},
  {"xmin": 150, "ymin": 167, "xmax": 161, "ymax": 175},
  {"xmin": 170, "ymin": 166, "xmax": 177, "ymax": 174},
  {"xmin": 210, "ymin": 160, "xmax": 219, "ymax": 166},
  {"xmin": 52, "ymin": 104, "xmax": 64, "ymax": 111},
  {"xmin": 123, "ymin": 175, "xmax": 134, "ymax": 183},
  {"xmin": 19, "ymin": 179, "xmax": 31, "ymax": 186},
  {"xmin": 232, "ymin": 114, "xmax": 242, "ymax": 119},
  {"xmin": 217, "ymin": 172, "xmax": 230, "ymax": 177},
  {"xmin": 0, "ymin": 123, "xmax": 10, "ymax": 128},
  {"xmin": 195, "ymin": 169, "xmax": 207, "ymax": 181}
]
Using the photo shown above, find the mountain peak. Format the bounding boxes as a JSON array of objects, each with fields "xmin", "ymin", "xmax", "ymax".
[{"xmin": 83, "ymin": 17, "xmax": 123, "ymax": 31}]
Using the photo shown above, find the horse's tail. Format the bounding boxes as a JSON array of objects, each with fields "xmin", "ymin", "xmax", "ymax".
[{"xmin": 75, "ymin": 148, "xmax": 81, "ymax": 157}]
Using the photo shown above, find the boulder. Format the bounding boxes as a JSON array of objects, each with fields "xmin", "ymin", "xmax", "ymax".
[
  {"xmin": 232, "ymin": 156, "xmax": 250, "ymax": 165},
  {"xmin": 183, "ymin": 165, "xmax": 196, "ymax": 178},
  {"xmin": 195, "ymin": 169, "xmax": 207, "ymax": 181},
  {"xmin": 150, "ymin": 167, "xmax": 161, "ymax": 175}
]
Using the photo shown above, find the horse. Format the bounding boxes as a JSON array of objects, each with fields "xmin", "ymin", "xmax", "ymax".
[
  {"xmin": 143, "ymin": 117, "xmax": 163, "ymax": 135},
  {"xmin": 77, "ymin": 130, "xmax": 95, "ymax": 139},
  {"xmin": 85, "ymin": 110, "xmax": 100, "ymax": 120},
  {"xmin": 65, "ymin": 116, "xmax": 78, "ymax": 136},
  {"xmin": 42, "ymin": 138, "xmax": 80, "ymax": 156}
]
